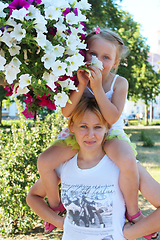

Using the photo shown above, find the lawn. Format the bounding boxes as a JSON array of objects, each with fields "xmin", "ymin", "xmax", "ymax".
[
  {"xmin": 124, "ymin": 126, "xmax": 160, "ymax": 240},
  {"xmin": 2, "ymin": 126, "xmax": 160, "ymax": 240}
]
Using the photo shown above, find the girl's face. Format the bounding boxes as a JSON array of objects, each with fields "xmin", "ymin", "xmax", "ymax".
[
  {"xmin": 70, "ymin": 110, "xmax": 107, "ymax": 153},
  {"xmin": 86, "ymin": 37, "xmax": 119, "ymax": 77}
]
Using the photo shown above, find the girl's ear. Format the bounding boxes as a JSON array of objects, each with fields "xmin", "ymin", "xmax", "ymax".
[{"xmin": 113, "ymin": 58, "xmax": 120, "ymax": 69}]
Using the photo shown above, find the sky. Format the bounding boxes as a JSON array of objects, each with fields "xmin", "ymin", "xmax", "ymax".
[{"xmin": 116, "ymin": 0, "xmax": 160, "ymax": 50}]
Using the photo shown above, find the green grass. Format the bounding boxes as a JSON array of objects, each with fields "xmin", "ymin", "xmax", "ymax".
[{"xmin": 124, "ymin": 127, "xmax": 160, "ymax": 240}]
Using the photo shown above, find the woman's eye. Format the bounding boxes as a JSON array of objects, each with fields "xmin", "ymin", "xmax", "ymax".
[
  {"xmin": 95, "ymin": 126, "xmax": 101, "ymax": 129},
  {"xmin": 80, "ymin": 125, "xmax": 87, "ymax": 129}
]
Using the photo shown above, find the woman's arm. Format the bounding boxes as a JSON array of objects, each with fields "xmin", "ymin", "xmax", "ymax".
[
  {"xmin": 123, "ymin": 163, "xmax": 160, "ymax": 239},
  {"xmin": 26, "ymin": 179, "xmax": 64, "ymax": 229}
]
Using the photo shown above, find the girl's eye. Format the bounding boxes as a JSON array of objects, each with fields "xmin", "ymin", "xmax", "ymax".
[
  {"xmin": 104, "ymin": 56, "xmax": 108, "ymax": 59},
  {"xmin": 90, "ymin": 52, "xmax": 97, "ymax": 56}
]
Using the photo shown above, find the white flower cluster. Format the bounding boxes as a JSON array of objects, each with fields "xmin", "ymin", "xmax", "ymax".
[{"xmin": 0, "ymin": 0, "xmax": 91, "ymax": 108}]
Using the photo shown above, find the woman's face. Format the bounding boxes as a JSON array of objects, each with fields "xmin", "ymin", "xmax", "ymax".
[{"xmin": 70, "ymin": 110, "xmax": 107, "ymax": 153}]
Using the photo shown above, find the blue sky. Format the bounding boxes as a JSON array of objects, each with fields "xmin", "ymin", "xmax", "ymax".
[{"xmin": 116, "ymin": 0, "xmax": 160, "ymax": 49}]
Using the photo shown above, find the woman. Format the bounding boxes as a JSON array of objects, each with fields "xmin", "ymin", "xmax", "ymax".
[{"xmin": 26, "ymin": 98, "xmax": 160, "ymax": 240}]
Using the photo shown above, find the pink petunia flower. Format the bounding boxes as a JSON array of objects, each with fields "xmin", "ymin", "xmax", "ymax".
[
  {"xmin": 9, "ymin": 0, "xmax": 31, "ymax": 14},
  {"xmin": 22, "ymin": 108, "xmax": 34, "ymax": 119}
]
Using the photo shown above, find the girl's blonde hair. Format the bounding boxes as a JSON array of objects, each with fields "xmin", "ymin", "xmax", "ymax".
[
  {"xmin": 85, "ymin": 28, "xmax": 128, "ymax": 72},
  {"xmin": 68, "ymin": 97, "xmax": 111, "ymax": 131}
]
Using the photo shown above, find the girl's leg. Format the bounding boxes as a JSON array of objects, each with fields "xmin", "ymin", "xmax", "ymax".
[
  {"xmin": 123, "ymin": 163, "xmax": 160, "ymax": 239},
  {"xmin": 37, "ymin": 144, "xmax": 77, "ymax": 208},
  {"xmin": 104, "ymin": 138, "xmax": 140, "ymax": 218}
]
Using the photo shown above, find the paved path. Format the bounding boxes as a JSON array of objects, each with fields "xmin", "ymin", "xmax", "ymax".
[{"xmin": 124, "ymin": 125, "xmax": 160, "ymax": 129}]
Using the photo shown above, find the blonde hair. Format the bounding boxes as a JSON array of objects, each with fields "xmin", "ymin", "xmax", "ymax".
[
  {"xmin": 85, "ymin": 28, "xmax": 128, "ymax": 72},
  {"xmin": 68, "ymin": 97, "xmax": 110, "ymax": 131}
]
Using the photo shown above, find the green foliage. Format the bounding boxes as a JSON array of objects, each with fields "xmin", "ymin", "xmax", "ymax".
[
  {"xmin": 139, "ymin": 130, "xmax": 154, "ymax": 147},
  {"xmin": 0, "ymin": 110, "xmax": 67, "ymax": 235},
  {"xmin": 143, "ymin": 135, "xmax": 154, "ymax": 147}
]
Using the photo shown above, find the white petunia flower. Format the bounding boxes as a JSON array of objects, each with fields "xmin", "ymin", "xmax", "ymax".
[
  {"xmin": 67, "ymin": 53, "xmax": 84, "ymax": 72},
  {"xmin": 4, "ymin": 64, "xmax": 20, "ymax": 84},
  {"xmin": 33, "ymin": 14, "xmax": 47, "ymax": 32},
  {"xmin": 52, "ymin": 45, "xmax": 65, "ymax": 58},
  {"xmin": 19, "ymin": 74, "xmax": 32, "ymax": 89},
  {"xmin": 10, "ymin": 57, "xmax": 22, "ymax": 68},
  {"xmin": 17, "ymin": 86, "xmax": 30, "ymax": 95},
  {"xmin": 10, "ymin": 24, "xmax": 26, "ymax": 41},
  {"xmin": 41, "ymin": 53, "xmax": 56, "ymax": 69},
  {"xmin": 54, "ymin": 91, "xmax": 69, "ymax": 107},
  {"xmin": 25, "ymin": 5, "xmax": 39, "ymax": 20},
  {"xmin": 66, "ymin": 12, "xmax": 79, "ymax": 25},
  {"xmin": 35, "ymin": 31, "xmax": 47, "ymax": 48},
  {"xmin": 11, "ymin": 8, "xmax": 28, "ymax": 21},
  {"xmin": 41, "ymin": 0, "xmax": 52, "ymax": 8},
  {"xmin": 8, "ymin": 44, "xmax": 21, "ymax": 56},
  {"xmin": 55, "ymin": 20, "xmax": 66, "ymax": 36},
  {"xmin": 6, "ymin": 17, "xmax": 17, "ymax": 28},
  {"xmin": 0, "ymin": 31, "xmax": 13, "ymax": 48},
  {"xmin": 77, "ymin": 9, "xmax": 87, "ymax": 22},
  {"xmin": 0, "ymin": 2, "xmax": 8, "ymax": 17},
  {"xmin": 43, "ymin": 72, "xmax": 57, "ymax": 91},
  {"xmin": 43, "ymin": 39, "xmax": 54, "ymax": 53},
  {"xmin": 74, "ymin": 0, "xmax": 91, "ymax": 10},
  {"xmin": 54, "ymin": 0, "xmax": 69, "ymax": 9},
  {"xmin": 58, "ymin": 79, "xmax": 78, "ymax": 92},
  {"xmin": 45, "ymin": 6, "xmax": 61, "ymax": 21},
  {"xmin": 0, "ymin": 55, "xmax": 6, "ymax": 71},
  {"xmin": 91, "ymin": 56, "xmax": 104, "ymax": 70},
  {"xmin": 66, "ymin": 35, "xmax": 79, "ymax": 51},
  {"xmin": 51, "ymin": 60, "xmax": 67, "ymax": 77}
]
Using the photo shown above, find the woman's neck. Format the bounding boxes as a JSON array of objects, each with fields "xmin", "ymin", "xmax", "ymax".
[{"xmin": 77, "ymin": 149, "xmax": 105, "ymax": 169}]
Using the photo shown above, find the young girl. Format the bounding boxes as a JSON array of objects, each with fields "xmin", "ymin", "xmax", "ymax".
[
  {"xmin": 37, "ymin": 28, "xmax": 143, "ymax": 231},
  {"xmin": 27, "ymin": 98, "xmax": 160, "ymax": 240}
]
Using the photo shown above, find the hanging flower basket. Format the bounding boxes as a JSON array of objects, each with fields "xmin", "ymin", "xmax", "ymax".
[{"xmin": 0, "ymin": 0, "xmax": 91, "ymax": 118}]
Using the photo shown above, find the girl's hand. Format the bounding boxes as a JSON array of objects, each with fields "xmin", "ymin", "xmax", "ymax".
[
  {"xmin": 123, "ymin": 222, "xmax": 135, "ymax": 240},
  {"xmin": 55, "ymin": 210, "xmax": 66, "ymax": 229},
  {"xmin": 77, "ymin": 68, "xmax": 89, "ymax": 86},
  {"xmin": 88, "ymin": 65, "xmax": 103, "ymax": 91}
]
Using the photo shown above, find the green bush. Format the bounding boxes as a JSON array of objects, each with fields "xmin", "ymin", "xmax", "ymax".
[
  {"xmin": 143, "ymin": 135, "xmax": 155, "ymax": 147},
  {"xmin": 139, "ymin": 130, "xmax": 154, "ymax": 147},
  {"xmin": 0, "ymin": 109, "xmax": 67, "ymax": 235}
]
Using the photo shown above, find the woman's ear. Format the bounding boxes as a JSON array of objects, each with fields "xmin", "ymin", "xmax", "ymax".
[{"xmin": 70, "ymin": 122, "xmax": 74, "ymax": 133}]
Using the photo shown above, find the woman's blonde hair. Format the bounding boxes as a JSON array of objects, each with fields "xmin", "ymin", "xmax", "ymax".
[
  {"xmin": 68, "ymin": 97, "xmax": 110, "ymax": 131},
  {"xmin": 85, "ymin": 28, "xmax": 128, "ymax": 72}
]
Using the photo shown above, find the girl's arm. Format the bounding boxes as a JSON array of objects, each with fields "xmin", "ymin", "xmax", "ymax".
[
  {"xmin": 26, "ymin": 179, "xmax": 64, "ymax": 229},
  {"xmin": 62, "ymin": 69, "xmax": 89, "ymax": 117},
  {"xmin": 123, "ymin": 163, "xmax": 160, "ymax": 239},
  {"xmin": 88, "ymin": 65, "xmax": 128, "ymax": 125}
]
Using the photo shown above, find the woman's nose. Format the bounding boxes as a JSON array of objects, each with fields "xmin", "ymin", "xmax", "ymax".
[{"xmin": 87, "ymin": 128, "xmax": 94, "ymax": 137}]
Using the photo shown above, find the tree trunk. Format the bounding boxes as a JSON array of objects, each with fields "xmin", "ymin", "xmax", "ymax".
[
  {"xmin": 0, "ymin": 100, "xmax": 2, "ymax": 125},
  {"xmin": 145, "ymin": 104, "xmax": 149, "ymax": 125}
]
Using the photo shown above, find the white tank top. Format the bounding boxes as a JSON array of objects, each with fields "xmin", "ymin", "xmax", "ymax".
[{"xmin": 83, "ymin": 75, "xmax": 125, "ymax": 130}]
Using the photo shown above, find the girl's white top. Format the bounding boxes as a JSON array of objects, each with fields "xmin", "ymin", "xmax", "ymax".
[
  {"xmin": 83, "ymin": 75, "xmax": 126, "ymax": 131},
  {"xmin": 56, "ymin": 154, "xmax": 126, "ymax": 240}
]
